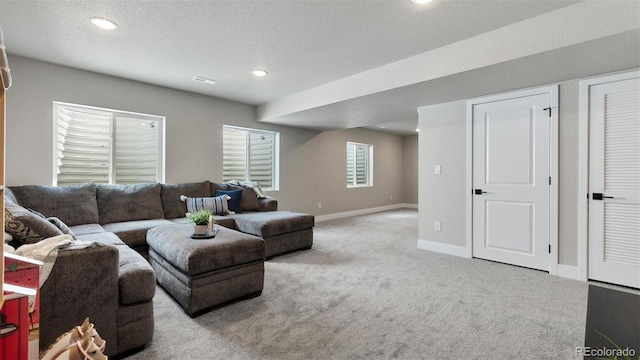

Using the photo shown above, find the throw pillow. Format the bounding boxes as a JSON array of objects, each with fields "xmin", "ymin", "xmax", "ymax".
[
  {"xmin": 215, "ymin": 189, "xmax": 243, "ymax": 213},
  {"xmin": 180, "ymin": 195, "xmax": 231, "ymax": 215},
  {"xmin": 47, "ymin": 217, "xmax": 77, "ymax": 240},
  {"xmin": 4, "ymin": 202, "xmax": 64, "ymax": 247}
]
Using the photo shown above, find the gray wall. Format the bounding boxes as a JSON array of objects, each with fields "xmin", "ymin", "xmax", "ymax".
[
  {"xmin": 418, "ymin": 101, "xmax": 467, "ymax": 247},
  {"xmin": 402, "ymin": 135, "xmax": 418, "ymax": 205},
  {"xmin": 417, "ymin": 70, "xmax": 637, "ymax": 267},
  {"xmin": 5, "ymin": 55, "xmax": 410, "ymax": 216}
]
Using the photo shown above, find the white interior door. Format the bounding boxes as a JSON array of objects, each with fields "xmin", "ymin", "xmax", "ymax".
[
  {"xmin": 588, "ymin": 77, "xmax": 640, "ymax": 289},
  {"xmin": 472, "ymin": 92, "xmax": 551, "ymax": 271}
]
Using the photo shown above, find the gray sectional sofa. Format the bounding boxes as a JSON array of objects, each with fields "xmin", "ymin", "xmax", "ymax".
[{"xmin": 4, "ymin": 180, "xmax": 314, "ymax": 357}]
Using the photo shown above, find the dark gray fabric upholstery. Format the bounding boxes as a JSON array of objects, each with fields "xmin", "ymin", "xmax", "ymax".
[
  {"xmin": 76, "ymin": 231, "xmax": 125, "ymax": 246},
  {"xmin": 115, "ymin": 300, "xmax": 154, "ymax": 353},
  {"xmin": 258, "ymin": 197, "xmax": 278, "ymax": 211},
  {"xmin": 102, "ymin": 219, "xmax": 174, "ymax": 248},
  {"xmin": 232, "ymin": 211, "xmax": 315, "ymax": 237},
  {"xmin": 149, "ymin": 249, "xmax": 264, "ymax": 315},
  {"xmin": 264, "ymin": 228, "xmax": 314, "ymax": 258},
  {"xmin": 9, "ymin": 183, "xmax": 99, "ymax": 226},
  {"xmin": 147, "ymin": 225, "xmax": 265, "ymax": 276},
  {"xmin": 69, "ymin": 223, "xmax": 106, "ymax": 236},
  {"xmin": 210, "ymin": 182, "xmax": 229, "ymax": 194},
  {"xmin": 228, "ymin": 184, "xmax": 260, "ymax": 211},
  {"xmin": 4, "ymin": 202, "xmax": 64, "ymax": 245},
  {"xmin": 39, "ymin": 245, "xmax": 120, "ymax": 356},
  {"xmin": 97, "ymin": 183, "xmax": 164, "ymax": 224},
  {"xmin": 114, "ymin": 245, "xmax": 156, "ymax": 305},
  {"xmin": 161, "ymin": 181, "xmax": 211, "ymax": 219},
  {"xmin": 168, "ymin": 216, "xmax": 240, "ymax": 231}
]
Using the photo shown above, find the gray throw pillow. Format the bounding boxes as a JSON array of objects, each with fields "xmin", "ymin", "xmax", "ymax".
[
  {"xmin": 4, "ymin": 202, "xmax": 64, "ymax": 246},
  {"xmin": 47, "ymin": 217, "xmax": 77, "ymax": 240}
]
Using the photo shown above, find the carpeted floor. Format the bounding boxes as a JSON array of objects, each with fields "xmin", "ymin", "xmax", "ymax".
[{"xmin": 124, "ymin": 209, "xmax": 588, "ymax": 359}]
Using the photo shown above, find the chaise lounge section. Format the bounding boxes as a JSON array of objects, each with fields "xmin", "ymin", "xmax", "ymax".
[{"xmin": 4, "ymin": 180, "xmax": 314, "ymax": 357}]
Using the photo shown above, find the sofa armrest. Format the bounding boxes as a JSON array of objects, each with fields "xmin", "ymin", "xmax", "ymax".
[
  {"xmin": 258, "ymin": 196, "xmax": 278, "ymax": 211},
  {"xmin": 39, "ymin": 244, "xmax": 120, "ymax": 355}
]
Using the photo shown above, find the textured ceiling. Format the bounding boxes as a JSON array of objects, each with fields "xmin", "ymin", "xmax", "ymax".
[{"xmin": 0, "ymin": 0, "xmax": 637, "ymax": 135}]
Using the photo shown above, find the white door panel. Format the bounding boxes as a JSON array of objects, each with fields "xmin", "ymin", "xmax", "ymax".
[
  {"xmin": 588, "ymin": 77, "xmax": 640, "ymax": 289},
  {"xmin": 472, "ymin": 93, "xmax": 550, "ymax": 271}
]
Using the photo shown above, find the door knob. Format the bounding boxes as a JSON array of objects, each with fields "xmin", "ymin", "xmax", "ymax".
[{"xmin": 474, "ymin": 189, "xmax": 487, "ymax": 195}]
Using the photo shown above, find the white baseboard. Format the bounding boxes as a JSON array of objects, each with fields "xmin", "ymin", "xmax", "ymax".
[
  {"xmin": 315, "ymin": 204, "xmax": 415, "ymax": 222},
  {"xmin": 557, "ymin": 264, "xmax": 581, "ymax": 281},
  {"xmin": 417, "ymin": 239, "xmax": 468, "ymax": 258}
]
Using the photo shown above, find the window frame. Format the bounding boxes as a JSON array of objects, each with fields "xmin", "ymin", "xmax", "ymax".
[
  {"xmin": 346, "ymin": 141, "xmax": 373, "ymax": 188},
  {"xmin": 222, "ymin": 125, "xmax": 280, "ymax": 191},
  {"xmin": 52, "ymin": 101, "xmax": 165, "ymax": 186}
]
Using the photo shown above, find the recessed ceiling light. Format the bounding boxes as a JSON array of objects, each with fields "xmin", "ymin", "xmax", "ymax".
[
  {"xmin": 90, "ymin": 17, "xmax": 118, "ymax": 30},
  {"xmin": 411, "ymin": 0, "xmax": 433, "ymax": 4},
  {"xmin": 252, "ymin": 69, "xmax": 268, "ymax": 77},
  {"xmin": 192, "ymin": 76, "xmax": 219, "ymax": 85}
]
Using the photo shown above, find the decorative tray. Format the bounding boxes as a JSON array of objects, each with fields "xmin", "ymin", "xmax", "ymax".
[{"xmin": 191, "ymin": 227, "xmax": 218, "ymax": 239}]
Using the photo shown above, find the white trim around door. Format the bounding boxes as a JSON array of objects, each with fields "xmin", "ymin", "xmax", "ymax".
[{"xmin": 465, "ymin": 85, "xmax": 559, "ymax": 275}]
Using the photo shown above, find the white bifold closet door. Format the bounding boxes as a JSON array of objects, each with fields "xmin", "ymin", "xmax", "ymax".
[{"xmin": 588, "ymin": 77, "xmax": 640, "ymax": 289}]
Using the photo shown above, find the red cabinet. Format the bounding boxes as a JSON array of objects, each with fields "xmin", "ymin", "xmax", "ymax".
[{"xmin": 0, "ymin": 291, "xmax": 30, "ymax": 360}]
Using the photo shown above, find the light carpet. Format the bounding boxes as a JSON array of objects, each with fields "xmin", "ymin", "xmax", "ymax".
[{"xmin": 124, "ymin": 209, "xmax": 587, "ymax": 360}]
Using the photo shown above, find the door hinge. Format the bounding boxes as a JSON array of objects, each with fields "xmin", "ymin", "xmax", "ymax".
[
  {"xmin": 548, "ymin": 245, "xmax": 551, "ymax": 254},
  {"xmin": 543, "ymin": 107, "xmax": 552, "ymax": 117},
  {"xmin": 549, "ymin": 177, "xmax": 551, "ymax": 185}
]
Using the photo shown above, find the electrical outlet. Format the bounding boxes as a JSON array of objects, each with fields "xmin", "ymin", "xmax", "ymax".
[
  {"xmin": 390, "ymin": 195, "xmax": 393, "ymax": 200},
  {"xmin": 434, "ymin": 221, "xmax": 442, "ymax": 231},
  {"xmin": 434, "ymin": 165, "xmax": 442, "ymax": 175},
  {"xmin": 318, "ymin": 202, "xmax": 322, "ymax": 209}
]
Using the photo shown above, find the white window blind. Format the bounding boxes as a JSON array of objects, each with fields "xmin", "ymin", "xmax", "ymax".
[
  {"xmin": 223, "ymin": 126, "xmax": 278, "ymax": 190},
  {"xmin": 347, "ymin": 142, "xmax": 373, "ymax": 187},
  {"xmin": 54, "ymin": 102, "xmax": 164, "ymax": 186}
]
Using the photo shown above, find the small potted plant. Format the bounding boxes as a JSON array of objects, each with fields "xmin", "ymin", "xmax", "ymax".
[{"xmin": 189, "ymin": 209, "xmax": 212, "ymax": 236}]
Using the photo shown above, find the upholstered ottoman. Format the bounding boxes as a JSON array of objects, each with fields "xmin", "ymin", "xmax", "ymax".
[{"xmin": 147, "ymin": 224, "xmax": 265, "ymax": 316}]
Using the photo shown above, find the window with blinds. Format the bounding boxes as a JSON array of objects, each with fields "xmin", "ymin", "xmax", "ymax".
[
  {"xmin": 346, "ymin": 142, "xmax": 373, "ymax": 187},
  {"xmin": 223, "ymin": 126, "xmax": 279, "ymax": 190},
  {"xmin": 54, "ymin": 102, "xmax": 164, "ymax": 186}
]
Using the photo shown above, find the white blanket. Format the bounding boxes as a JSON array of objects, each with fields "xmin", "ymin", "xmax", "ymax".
[{"xmin": 12, "ymin": 234, "xmax": 73, "ymax": 287}]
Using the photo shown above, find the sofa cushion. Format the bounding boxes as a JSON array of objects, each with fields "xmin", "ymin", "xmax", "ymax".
[
  {"xmin": 210, "ymin": 182, "xmax": 229, "ymax": 194},
  {"xmin": 161, "ymin": 181, "xmax": 211, "ymax": 219},
  {"xmin": 97, "ymin": 183, "xmax": 164, "ymax": 224},
  {"xmin": 228, "ymin": 185, "xmax": 260, "ymax": 211},
  {"xmin": 215, "ymin": 189, "xmax": 243, "ymax": 213},
  {"xmin": 114, "ymin": 245, "xmax": 156, "ymax": 305},
  {"xmin": 9, "ymin": 183, "xmax": 99, "ymax": 226},
  {"xmin": 69, "ymin": 223, "xmax": 106, "ymax": 236},
  {"xmin": 232, "ymin": 211, "xmax": 315, "ymax": 238},
  {"xmin": 4, "ymin": 202, "xmax": 64, "ymax": 246},
  {"xmin": 102, "ymin": 219, "xmax": 175, "ymax": 248},
  {"xmin": 75, "ymin": 231, "xmax": 126, "ymax": 246}
]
